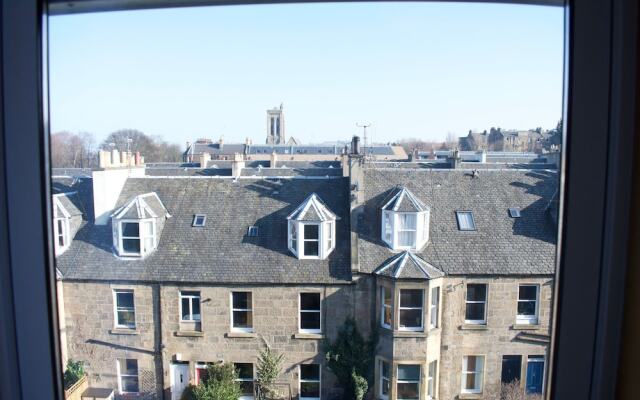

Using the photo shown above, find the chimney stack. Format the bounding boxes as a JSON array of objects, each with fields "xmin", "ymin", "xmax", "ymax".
[
  {"xmin": 218, "ymin": 135, "xmax": 224, "ymax": 150},
  {"xmin": 111, "ymin": 149, "xmax": 120, "ymax": 167},
  {"xmin": 199, "ymin": 152, "xmax": 211, "ymax": 168},
  {"xmin": 270, "ymin": 150, "xmax": 278, "ymax": 168},
  {"xmin": 351, "ymin": 135, "xmax": 361, "ymax": 155},
  {"xmin": 232, "ymin": 152, "xmax": 245, "ymax": 178}
]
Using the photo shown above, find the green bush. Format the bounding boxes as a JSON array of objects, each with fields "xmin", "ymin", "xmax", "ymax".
[
  {"xmin": 63, "ymin": 359, "xmax": 85, "ymax": 390},
  {"xmin": 352, "ymin": 370, "xmax": 368, "ymax": 400},
  {"xmin": 181, "ymin": 363, "xmax": 241, "ymax": 400},
  {"xmin": 323, "ymin": 318, "xmax": 378, "ymax": 399},
  {"xmin": 256, "ymin": 345, "xmax": 284, "ymax": 399}
]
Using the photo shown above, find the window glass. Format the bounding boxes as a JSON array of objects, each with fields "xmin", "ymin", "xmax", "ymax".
[
  {"xmin": 501, "ymin": 355, "xmax": 522, "ymax": 384},
  {"xmin": 430, "ymin": 286, "xmax": 440, "ymax": 329},
  {"xmin": 397, "ymin": 364, "xmax": 420, "ymax": 400},
  {"xmin": 456, "ymin": 211, "xmax": 476, "ymax": 231},
  {"xmin": 384, "ymin": 212, "xmax": 392, "ymax": 242},
  {"xmin": 300, "ymin": 293, "xmax": 321, "ymax": 332},
  {"xmin": 517, "ymin": 285, "xmax": 539, "ymax": 324},
  {"xmin": 462, "ymin": 356, "xmax": 484, "ymax": 394},
  {"xmin": 234, "ymin": 363, "xmax": 254, "ymax": 398},
  {"xmin": 180, "ymin": 291, "xmax": 201, "ymax": 322},
  {"xmin": 114, "ymin": 290, "xmax": 135, "ymax": 328},
  {"xmin": 380, "ymin": 360, "xmax": 390, "ymax": 398},
  {"xmin": 118, "ymin": 359, "xmax": 139, "ymax": 393},
  {"xmin": 465, "ymin": 284, "xmax": 487, "ymax": 324},
  {"xmin": 303, "ymin": 224, "xmax": 319, "ymax": 256},
  {"xmin": 300, "ymin": 364, "xmax": 320, "ymax": 399},
  {"xmin": 232, "ymin": 292, "xmax": 253, "ymax": 331},
  {"xmin": 399, "ymin": 289, "xmax": 423, "ymax": 330},
  {"xmin": 427, "ymin": 360, "xmax": 437, "ymax": 399},
  {"xmin": 381, "ymin": 287, "xmax": 393, "ymax": 328},
  {"xmin": 397, "ymin": 213, "xmax": 417, "ymax": 247},
  {"xmin": 121, "ymin": 222, "xmax": 141, "ymax": 253}
]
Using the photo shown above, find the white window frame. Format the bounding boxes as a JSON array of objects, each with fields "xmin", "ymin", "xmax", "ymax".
[
  {"xmin": 427, "ymin": 360, "xmax": 437, "ymax": 400},
  {"xmin": 380, "ymin": 286, "xmax": 392, "ymax": 330},
  {"xmin": 116, "ymin": 358, "xmax": 139, "ymax": 394},
  {"xmin": 430, "ymin": 286, "xmax": 440, "ymax": 329},
  {"xmin": 289, "ymin": 222, "xmax": 298, "ymax": 256},
  {"xmin": 180, "ymin": 291, "xmax": 201, "ymax": 322},
  {"xmin": 396, "ymin": 364, "xmax": 421, "ymax": 400},
  {"xmin": 379, "ymin": 360, "xmax": 391, "ymax": 400},
  {"xmin": 230, "ymin": 291, "xmax": 253, "ymax": 333},
  {"xmin": 299, "ymin": 292, "xmax": 322, "ymax": 334},
  {"xmin": 116, "ymin": 218, "xmax": 156, "ymax": 257},
  {"xmin": 396, "ymin": 213, "xmax": 418, "ymax": 249},
  {"xmin": 398, "ymin": 289, "xmax": 424, "ymax": 332},
  {"xmin": 234, "ymin": 362, "xmax": 255, "ymax": 400},
  {"xmin": 461, "ymin": 355, "xmax": 485, "ymax": 395},
  {"xmin": 299, "ymin": 364, "xmax": 321, "ymax": 400},
  {"xmin": 192, "ymin": 214, "xmax": 206, "ymax": 227},
  {"xmin": 383, "ymin": 211, "xmax": 392, "ymax": 243},
  {"xmin": 301, "ymin": 223, "xmax": 321, "ymax": 259},
  {"xmin": 113, "ymin": 289, "xmax": 135, "ymax": 329},
  {"xmin": 456, "ymin": 211, "xmax": 476, "ymax": 231},
  {"xmin": 465, "ymin": 283, "xmax": 488, "ymax": 325},
  {"xmin": 516, "ymin": 284, "xmax": 540, "ymax": 325},
  {"xmin": 54, "ymin": 217, "xmax": 70, "ymax": 255}
]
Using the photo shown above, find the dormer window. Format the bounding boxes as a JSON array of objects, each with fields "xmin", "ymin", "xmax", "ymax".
[
  {"xmin": 54, "ymin": 217, "xmax": 70, "ymax": 254},
  {"xmin": 111, "ymin": 193, "xmax": 170, "ymax": 258},
  {"xmin": 287, "ymin": 193, "xmax": 338, "ymax": 260},
  {"xmin": 381, "ymin": 187, "xmax": 430, "ymax": 251},
  {"xmin": 52, "ymin": 192, "xmax": 82, "ymax": 256}
]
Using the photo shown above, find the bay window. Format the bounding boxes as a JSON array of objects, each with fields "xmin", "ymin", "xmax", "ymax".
[
  {"xmin": 115, "ymin": 219, "xmax": 156, "ymax": 257},
  {"xmin": 427, "ymin": 360, "xmax": 437, "ymax": 399},
  {"xmin": 380, "ymin": 187, "xmax": 430, "ymax": 251},
  {"xmin": 399, "ymin": 289, "xmax": 423, "ymax": 331},
  {"xmin": 397, "ymin": 364, "xmax": 421, "ymax": 400},
  {"xmin": 287, "ymin": 193, "xmax": 337, "ymax": 260},
  {"xmin": 430, "ymin": 286, "xmax": 440, "ymax": 329},
  {"xmin": 380, "ymin": 360, "xmax": 390, "ymax": 400},
  {"xmin": 54, "ymin": 217, "xmax": 70, "ymax": 255},
  {"xmin": 381, "ymin": 286, "xmax": 393, "ymax": 329}
]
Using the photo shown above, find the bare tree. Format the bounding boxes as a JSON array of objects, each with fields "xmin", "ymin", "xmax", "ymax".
[
  {"xmin": 51, "ymin": 131, "xmax": 97, "ymax": 168},
  {"xmin": 101, "ymin": 130, "xmax": 183, "ymax": 162},
  {"xmin": 501, "ymin": 380, "xmax": 543, "ymax": 400}
]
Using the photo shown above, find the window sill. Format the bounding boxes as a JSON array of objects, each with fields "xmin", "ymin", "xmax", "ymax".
[
  {"xmin": 293, "ymin": 333, "xmax": 324, "ymax": 340},
  {"xmin": 459, "ymin": 393, "xmax": 483, "ymax": 399},
  {"xmin": 459, "ymin": 324, "xmax": 488, "ymax": 331},
  {"xmin": 175, "ymin": 330, "xmax": 204, "ymax": 337},
  {"xmin": 109, "ymin": 328, "xmax": 139, "ymax": 335},
  {"xmin": 393, "ymin": 330, "xmax": 427, "ymax": 338},
  {"xmin": 226, "ymin": 331, "xmax": 257, "ymax": 338},
  {"xmin": 512, "ymin": 324, "xmax": 541, "ymax": 330}
]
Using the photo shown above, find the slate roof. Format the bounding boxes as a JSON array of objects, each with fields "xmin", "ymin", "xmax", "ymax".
[
  {"xmin": 357, "ymin": 168, "xmax": 558, "ymax": 275},
  {"xmin": 381, "ymin": 186, "xmax": 429, "ymax": 212},
  {"xmin": 287, "ymin": 193, "xmax": 337, "ymax": 222},
  {"xmin": 112, "ymin": 193, "xmax": 170, "ymax": 219},
  {"xmin": 55, "ymin": 177, "xmax": 351, "ymax": 284},
  {"xmin": 374, "ymin": 251, "xmax": 444, "ymax": 280},
  {"xmin": 52, "ymin": 177, "xmax": 94, "ymax": 220},
  {"xmin": 53, "ymin": 193, "xmax": 84, "ymax": 218}
]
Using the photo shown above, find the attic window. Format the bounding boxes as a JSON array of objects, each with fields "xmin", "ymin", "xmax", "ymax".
[
  {"xmin": 456, "ymin": 211, "xmax": 476, "ymax": 231},
  {"xmin": 380, "ymin": 187, "xmax": 430, "ymax": 251},
  {"xmin": 509, "ymin": 208, "xmax": 521, "ymax": 218},
  {"xmin": 287, "ymin": 193, "xmax": 337, "ymax": 260},
  {"xmin": 247, "ymin": 226, "xmax": 258, "ymax": 237},
  {"xmin": 192, "ymin": 214, "xmax": 206, "ymax": 227}
]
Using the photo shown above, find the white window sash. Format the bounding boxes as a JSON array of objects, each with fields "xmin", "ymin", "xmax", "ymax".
[
  {"xmin": 516, "ymin": 285, "xmax": 539, "ymax": 324},
  {"xmin": 299, "ymin": 293, "xmax": 321, "ymax": 333},
  {"xmin": 461, "ymin": 356, "xmax": 484, "ymax": 394},
  {"xmin": 113, "ymin": 290, "xmax": 135, "ymax": 329},
  {"xmin": 396, "ymin": 365, "xmax": 421, "ymax": 400},
  {"xmin": 118, "ymin": 219, "xmax": 156, "ymax": 257},
  {"xmin": 299, "ymin": 365, "xmax": 321, "ymax": 400},
  {"xmin": 117, "ymin": 360, "xmax": 139, "ymax": 394},
  {"xmin": 231, "ymin": 292, "xmax": 253, "ymax": 332},
  {"xmin": 430, "ymin": 287, "xmax": 440, "ymax": 329},
  {"xmin": 379, "ymin": 361, "xmax": 390, "ymax": 400},
  {"xmin": 465, "ymin": 285, "xmax": 487, "ymax": 324},
  {"xmin": 380, "ymin": 287, "xmax": 392, "ymax": 329},
  {"xmin": 398, "ymin": 290, "xmax": 423, "ymax": 332},
  {"xmin": 180, "ymin": 293, "xmax": 201, "ymax": 322},
  {"xmin": 301, "ymin": 223, "xmax": 320, "ymax": 258}
]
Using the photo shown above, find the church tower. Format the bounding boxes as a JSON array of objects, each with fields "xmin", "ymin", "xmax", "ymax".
[{"xmin": 266, "ymin": 104, "xmax": 285, "ymax": 145}]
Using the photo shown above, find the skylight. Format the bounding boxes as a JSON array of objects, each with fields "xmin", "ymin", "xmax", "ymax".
[
  {"xmin": 509, "ymin": 208, "xmax": 522, "ymax": 218},
  {"xmin": 456, "ymin": 211, "xmax": 476, "ymax": 231},
  {"xmin": 192, "ymin": 214, "xmax": 206, "ymax": 227},
  {"xmin": 247, "ymin": 226, "xmax": 258, "ymax": 237}
]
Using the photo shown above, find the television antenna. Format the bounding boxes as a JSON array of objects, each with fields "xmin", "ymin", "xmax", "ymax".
[{"xmin": 356, "ymin": 122, "xmax": 372, "ymax": 160}]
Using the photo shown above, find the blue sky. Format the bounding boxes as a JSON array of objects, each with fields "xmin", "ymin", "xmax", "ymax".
[{"xmin": 49, "ymin": 2, "xmax": 564, "ymax": 145}]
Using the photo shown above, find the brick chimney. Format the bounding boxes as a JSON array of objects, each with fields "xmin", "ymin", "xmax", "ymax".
[
  {"xmin": 199, "ymin": 152, "xmax": 211, "ymax": 168},
  {"xmin": 270, "ymin": 150, "xmax": 278, "ymax": 168},
  {"xmin": 218, "ymin": 135, "xmax": 224, "ymax": 151}
]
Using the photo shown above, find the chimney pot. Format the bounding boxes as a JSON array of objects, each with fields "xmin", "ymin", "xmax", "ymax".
[{"xmin": 111, "ymin": 149, "xmax": 120, "ymax": 167}]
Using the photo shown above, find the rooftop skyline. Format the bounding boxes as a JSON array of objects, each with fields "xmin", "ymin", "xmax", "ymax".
[{"xmin": 49, "ymin": 2, "xmax": 564, "ymax": 145}]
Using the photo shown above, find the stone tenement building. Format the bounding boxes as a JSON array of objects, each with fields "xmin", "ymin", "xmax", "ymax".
[
  {"xmin": 53, "ymin": 145, "xmax": 557, "ymax": 400},
  {"xmin": 458, "ymin": 128, "xmax": 559, "ymax": 153}
]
